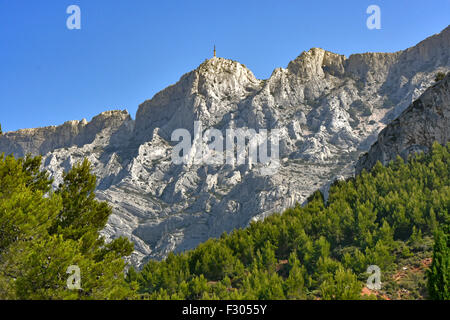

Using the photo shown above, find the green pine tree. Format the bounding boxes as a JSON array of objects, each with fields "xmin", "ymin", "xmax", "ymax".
[
  {"xmin": 319, "ymin": 267, "xmax": 362, "ymax": 300},
  {"xmin": 427, "ymin": 228, "xmax": 449, "ymax": 300},
  {"xmin": 0, "ymin": 155, "xmax": 135, "ymax": 299}
]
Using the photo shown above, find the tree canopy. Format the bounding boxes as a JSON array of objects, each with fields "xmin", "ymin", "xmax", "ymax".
[{"xmin": 0, "ymin": 154, "xmax": 135, "ymax": 299}]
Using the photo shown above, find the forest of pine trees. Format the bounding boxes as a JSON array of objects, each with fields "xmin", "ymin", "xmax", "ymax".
[{"xmin": 0, "ymin": 142, "xmax": 448, "ymax": 299}]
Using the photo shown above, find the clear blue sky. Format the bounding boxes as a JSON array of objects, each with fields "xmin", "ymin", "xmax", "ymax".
[{"xmin": 0, "ymin": 0, "xmax": 449, "ymax": 132}]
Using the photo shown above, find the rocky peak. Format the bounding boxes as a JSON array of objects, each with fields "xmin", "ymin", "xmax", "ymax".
[
  {"xmin": 90, "ymin": 109, "xmax": 131, "ymax": 125},
  {"xmin": 0, "ymin": 109, "xmax": 131, "ymax": 157},
  {"xmin": 135, "ymin": 57, "xmax": 262, "ymax": 142},
  {"xmin": 287, "ymin": 48, "xmax": 346, "ymax": 78},
  {"xmin": 401, "ymin": 25, "xmax": 450, "ymax": 67},
  {"xmin": 197, "ymin": 57, "xmax": 257, "ymax": 80},
  {"xmin": 195, "ymin": 57, "xmax": 261, "ymax": 98}
]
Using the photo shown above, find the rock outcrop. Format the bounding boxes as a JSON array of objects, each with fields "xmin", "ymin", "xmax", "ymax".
[
  {"xmin": 356, "ymin": 72, "xmax": 450, "ymax": 174},
  {"xmin": 0, "ymin": 110, "xmax": 132, "ymax": 157},
  {"xmin": 1, "ymin": 26, "xmax": 449, "ymax": 268}
]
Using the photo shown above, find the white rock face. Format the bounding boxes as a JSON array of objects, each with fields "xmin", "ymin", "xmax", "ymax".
[
  {"xmin": 356, "ymin": 73, "xmax": 450, "ymax": 174},
  {"xmin": 1, "ymin": 26, "xmax": 449, "ymax": 268}
]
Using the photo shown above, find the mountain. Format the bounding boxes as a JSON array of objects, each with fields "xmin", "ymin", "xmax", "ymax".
[
  {"xmin": 356, "ymin": 72, "xmax": 450, "ymax": 174},
  {"xmin": 1, "ymin": 26, "xmax": 449, "ymax": 267}
]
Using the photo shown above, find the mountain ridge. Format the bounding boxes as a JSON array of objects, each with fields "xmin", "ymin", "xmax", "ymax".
[{"xmin": 1, "ymin": 25, "xmax": 449, "ymax": 267}]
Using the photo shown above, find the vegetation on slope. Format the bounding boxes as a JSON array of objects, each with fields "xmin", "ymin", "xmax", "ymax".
[
  {"xmin": 128, "ymin": 142, "xmax": 449, "ymax": 300},
  {"xmin": 0, "ymin": 143, "xmax": 448, "ymax": 300},
  {"xmin": 0, "ymin": 155, "xmax": 135, "ymax": 299}
]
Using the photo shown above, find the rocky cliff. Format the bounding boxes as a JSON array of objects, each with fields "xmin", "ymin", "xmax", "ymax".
[
  {"xmin": 1, "ymin": 26, "xmax": 449, "ymax": 267},
  {"xmin": 356, "ymin": 72, "xmax": 450, "ymax": 174}
]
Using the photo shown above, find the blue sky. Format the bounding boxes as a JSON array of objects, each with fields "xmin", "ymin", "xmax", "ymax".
[{"xmin": 0, "ymin": 0, "xmax": 449, "ymax": 132}]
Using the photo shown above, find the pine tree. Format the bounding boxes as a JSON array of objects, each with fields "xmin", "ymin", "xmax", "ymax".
[
  {"xmin": 0, "ymin": 155, "xmax": 135, "ymax": 299},
  {"xmin": 319, "ymin": 267, "xmax": 362, "ymax": 300},
  {"xmin": 50, "ymin": 158, "xmax": 111, "ymax": 242},
  {"xmin": 284, "ymin": 252, "xmax": 306, "ymax": 299},
  {"xmin": 427, "ymin": 228, "xmax": 449, "ymax": 300}
]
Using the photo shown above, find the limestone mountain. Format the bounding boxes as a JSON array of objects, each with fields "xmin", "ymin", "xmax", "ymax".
[{"xmin": 1, "ymin": 26, "xmax": 449, "ymax": 267}]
